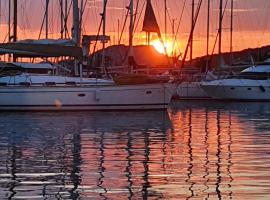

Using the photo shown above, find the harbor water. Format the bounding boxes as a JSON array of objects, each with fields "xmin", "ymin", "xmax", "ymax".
[{"xmin": 0, "ymin": 100, "xmax": 270, "ymax": 199}]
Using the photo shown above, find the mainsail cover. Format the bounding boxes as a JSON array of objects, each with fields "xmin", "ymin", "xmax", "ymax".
[
  {"xmin": 0, "ymin": 41, "xmax": 83, "ymax": 60},
  {"xmin": 142, "ymin": 0, "xmax": 161, "ymax": 35}
]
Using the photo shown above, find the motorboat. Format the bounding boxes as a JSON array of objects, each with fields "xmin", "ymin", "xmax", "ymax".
[{"xmin": 201, "ymin": 65, "xmax": 270, "ymax": 100}]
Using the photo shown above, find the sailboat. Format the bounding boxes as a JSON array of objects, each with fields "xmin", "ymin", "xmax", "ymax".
[
  {"xmin": 112, "ymin": 0, "xmax": 171, "ymax": 85},
  {"xmin": 0, "ymin": 0, "xmax": 174, "ymax": 110},
  {"xmin": 200, "ymin": 0, "xmax": 270, "ymax": 101}
]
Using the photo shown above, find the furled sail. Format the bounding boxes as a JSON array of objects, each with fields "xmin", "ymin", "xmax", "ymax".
[
  {"xmin": 0, "ymin": 41, "xmax": 83, "ymax": 60},
  {"xmin": 142, "ymin": 0, "xmax": 161, "ymax": 35}
]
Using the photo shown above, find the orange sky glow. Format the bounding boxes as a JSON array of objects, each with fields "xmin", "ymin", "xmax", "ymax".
[{"xmin": 1, "ymin": 0, "xmax": 270, "ymax": 59}]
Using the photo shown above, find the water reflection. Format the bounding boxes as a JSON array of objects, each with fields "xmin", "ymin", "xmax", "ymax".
[{"xmin": 0, "ymin": 101, "xmax": 270, "ymax": 199}]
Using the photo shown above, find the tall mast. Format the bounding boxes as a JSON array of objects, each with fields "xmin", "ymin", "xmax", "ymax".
[
  {"xmin": 230, "ymin": 0, "xmax": 233, "ymax": 65},
  {"xmin": 164, "ymin": 0, "xmax": 167, "ymax": 43},
  {"xmin": 65, "ymin": 0, "xmax": 68, "ymax": 38},
  {"xmin": 45, "ymin": 0, "xmax": 49, "ymax": 39},
  {"xmin": 206, "ymin": 0, "xmax": 210, "ymax": 71},
  {"xmin": 13, "ymin": 0, "xmax": 17, "ymax": 61},
  {"xmin": 73, "ymin": 0, "xmax": 80, "ymax": 46},
  {"xmin": 129, "ymin": 0, "xmax": 134, "ymax": 48},
  {"xmin": 13, "ymin": 0, "xmax": 17, "ymax": 41},
  {"xmin": 60, "ymin": 0, "xmax": 64, "ymax": 38},
  {"xmin": 0, "ymin": 1, "xmax": 1, "ymax": 36},
  {"xmin": 80, "ymin": 0, "xmax": 84, "ymax": 31},
  {"xmin": 218, "ymin": 0, "xmax": 223, "ymax": 69},
  {"xmin": 190, "ymin": 0, "xmax": 195, "ymax": 62},
  {"xmin": 8, "ymin": 0, "xmax": 11, "ymax": 42},
  {"xmin": 102, "ymin": 0, "xmax": 107, "ymax": 50},
  {"xmin": 101, "ymin": 0, "xmax": 108, "ymax": 76}
]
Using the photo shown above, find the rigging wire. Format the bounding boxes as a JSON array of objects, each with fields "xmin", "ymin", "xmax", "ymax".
[
  {"xmin": 209, "ymin": 0, "xmax": 229, "ymax": 65},
  {"xmin": 171, "ymin": 0, "xmax": 187, "ymax": 58}
]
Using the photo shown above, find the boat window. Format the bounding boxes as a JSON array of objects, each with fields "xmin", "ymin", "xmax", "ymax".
[
  {"xmin": 19, "ymin": 82, "xmax": 31, "ymax": 86},
  {"xmin": 65, "ymin": 81, "xmax": 77, "ymax": 85},
  {"xmin": 0, "ymin": 82, "xmax": 7, "ymax": 86},
  {"xmin": 78, "ymin": 93, "xmax": 86, "ymax": 97},
  {"xmin": 237, "ymin": 72, "xmax": 270, "ymax": 80},
  {"xmin": 44, "ymin": 82, "xmax": 56, "ymax": 86},
  {"xmin": 230, "ymin": 87, "xmax": 235, "ymax": 90}
]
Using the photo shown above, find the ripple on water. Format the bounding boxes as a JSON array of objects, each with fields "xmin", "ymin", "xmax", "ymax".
[{"xmin": 0, "ymin": 101, "xmax": 270, "ymax": 199}]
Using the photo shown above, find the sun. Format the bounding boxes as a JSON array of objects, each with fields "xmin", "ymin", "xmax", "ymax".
[{"xmin": 150, "ymin": 39, "xmax": 173, "ymax": 55}]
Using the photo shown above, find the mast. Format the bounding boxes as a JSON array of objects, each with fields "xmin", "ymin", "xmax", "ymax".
[
  {"xmin": 164, "ymin": 0, "xmax": 167, "ymax": 43},
  {"xmin": 60, "ymin": 0, "xmax": 64, "ymax": 38},
  {"xmin": 73, "ymin": 0, "xmax": 80, "ymax": 46},
  {"xmin": 8, "ymin": 0, "xmax": 11, "ymax": 42},
  {"xmin": 65, "ymin": 0, "xmax": 68, "ymax": 38},
  {"xmin": 218, "ymin": 0, "xmax": 223, "ymax": 69},
  {"xmin": 206, "ymin": 0, "xmax": 210, "ymax": 71},
  {"xmin": 45, "ymin": 0, "xmax": 49, "ymax": 39},
  {"xmin": 101, "ymin": 0, "xmax": 108, "ymax": 76},
  {"xmin": 80, "ymin": 0, "xmax": 84, "ymax": 31},
  {"xmin": 13, "ymin": 0, "xmax": 17, "ymax": 62},
  {"xmin": 190, "ymin": 0, "xmax": 195, "ymax": 62},
  {"xmin": 13, "ymin": 0, "xmax": 18, "ymax": 42},
  {"xmin": 128, "ymin": 0, "xmax": 134, "ymax": 65},
  {"xmin": 230, "ymin": 0, "xmax": 233, "ymax": 65},
  {"xmin": 0, "ymin": 1, "xmax": 1, "ymax": 36},
  {"xmin": 129, "ymin": 0, "xmax": 134, "ymax": 48}
]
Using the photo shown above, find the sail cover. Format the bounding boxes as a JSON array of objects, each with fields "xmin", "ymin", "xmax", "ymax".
[
  {"xmin": 0, "ymin": 42, "xmax": 83, "ymax": 60},
  {"xmin": 142, "ymin": 0, "xmax": 161, "ymax": 35}
]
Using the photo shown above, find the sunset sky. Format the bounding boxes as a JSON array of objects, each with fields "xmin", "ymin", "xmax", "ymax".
[{"xmin": 1, "ymin": 0, "xmax": 270, "ymax": 58}]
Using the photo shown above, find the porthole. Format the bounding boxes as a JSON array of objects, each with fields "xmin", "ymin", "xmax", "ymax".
[
  {"xmin": 230, "ymin": 87, "xmax": 235, "ymax": 90},
  {"xmin": 146, "ymin": 91, "xmax": 152, "ymax": 94},
  {"xmin": 78, "ymin": 93, "xmax": 86, "ymax": 97},
  {"xmin": 247, "ymin": 88, "xmax": 251, "ymax": 90}
]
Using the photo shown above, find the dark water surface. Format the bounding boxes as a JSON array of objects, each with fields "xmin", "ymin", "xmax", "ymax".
[{"xmin": 1, "ymin": 100, "xmax": 270, "ymax": 199}]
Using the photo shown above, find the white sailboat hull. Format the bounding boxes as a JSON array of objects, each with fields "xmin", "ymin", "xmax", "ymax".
[
  {"xmin": 175, "ymin": 82, "xmax": 210, "ymax": 99},
  {"xmin": 0, "ymin": 84, "xmax": 174, "ymax": 110},
  {"xmin": 201, "ymin": 79, "xmax": 270, "ymax": 100}
]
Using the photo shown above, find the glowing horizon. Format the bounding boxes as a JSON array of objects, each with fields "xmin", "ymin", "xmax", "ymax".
[{"xmin": 1, "ymin": 0, "xmax": 270, "ymax": 59}]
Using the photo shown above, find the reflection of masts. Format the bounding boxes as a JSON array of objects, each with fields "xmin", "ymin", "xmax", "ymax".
[
  {"xmin": 97, "ymin": 132, "xmax": 108, "ymax": 199},
  {"xmin": 142, "ymin": 131, "xmax": 150, "ymax": 199},
  {"xmin": 125, "ymin": 132, "xmax": 134, "ymax": 199},
  {"xmin": 70, "ymin": 133, "xmax": 82, "ymax": 199},
  {"xmin": 8, "ymin": 145, "xmax": 19, "ymax": 199},
  {"xmin": 227, "ymin": 111, "xmax": 234, "ymax": 198},
  {"xmin": 202, "ymin": 109, "xmax": 210, "ymax": 198},
  {"xmin": 186, "ymin": 109, "xmax": 194, "ymax": 200},
  {"xmin": 215, "ymin": 111, "xmax": 222, "ymax": 199}
]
